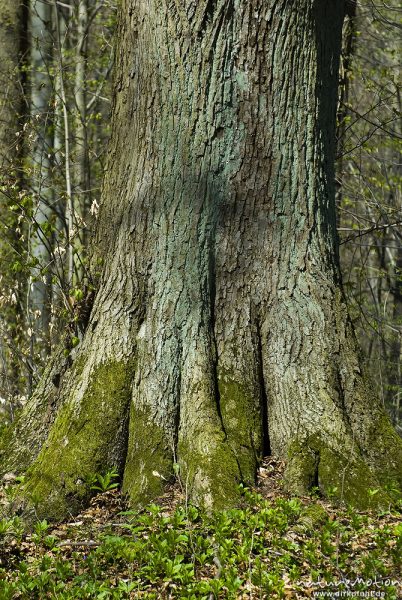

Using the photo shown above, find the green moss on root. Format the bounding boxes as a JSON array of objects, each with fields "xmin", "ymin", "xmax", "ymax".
[
  {"xmin": 367, "ymin": 413, "xmax": 402, "ymax": 490},
  {"xmin": 296, "ymin": 503, "xmax": 328, "ymax": 531},
  {"xmin": 178, "ymin": 434, "xmax": 242, "ymax": 511},
  {"xmin": 0, "ymin": 346, "xmax": 71, "ymax": 476},
  {"xmin": 20, "ymin": 359, "xmax": 133, "ymax": 520},
  {"xmin": 318, "ymin": 446, "xmax": 390, "ymax": 510},
  {"xmin": 218, "ymin": 371, "xmax": 261, "ymax": 485},
  {"xmin": 284, "ymin": 439, "xmax": 320, "ymax": 495},
  {"xmin": 122, "ymin": 406, "xmax": 173, "ymax": 507},
  {"xmin": 0, "ymin": 421, "xmax": 21, "ymax": 470},
  {"xmin": 0, "ymin": 420, "xmax": 41, "ymax": 485},
  {"xmin": 285, "ymin": 435, "xmax": 391, "ymax": 510}
]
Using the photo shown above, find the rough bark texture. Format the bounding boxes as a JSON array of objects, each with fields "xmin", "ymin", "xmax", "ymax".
[{"xmin": 1, "ymin": 0, "xmax": 401, "ymax": 519}]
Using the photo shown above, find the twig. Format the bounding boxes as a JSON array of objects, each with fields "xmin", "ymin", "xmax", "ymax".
[
  {"xmin": 58, "ymin": 540, "xmax": 99, "ymax": 548},
  {"xmin": 339, "ymin": 221, "xmax": 402, "ymax": 245},
  {"xmin": 208, "ymin": 553, "xmax": 222, "ymax": 600}
]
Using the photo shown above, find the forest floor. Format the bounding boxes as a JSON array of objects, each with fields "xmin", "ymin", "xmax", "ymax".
[{"xmin": 0, "ymin": 458, "xmax": 401, "ymax": 599}]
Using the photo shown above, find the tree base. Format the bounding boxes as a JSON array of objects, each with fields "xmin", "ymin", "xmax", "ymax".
[
  {"xmin": 284, "ymin": 433, "xmax": 399, "ymax": 510},
  {"xmin": 11, "ymin": 420, "xmax": 402, "ymax": 522}
]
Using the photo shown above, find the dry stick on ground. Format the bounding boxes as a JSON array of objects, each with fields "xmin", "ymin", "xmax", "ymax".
[{"xmin": 58, "ymin": 540, "xmax": 99, "ymax": 548}]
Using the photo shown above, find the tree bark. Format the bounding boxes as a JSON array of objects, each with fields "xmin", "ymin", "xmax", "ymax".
[
  {"xmin": 2, "ymin": 0, "xmax": 402, "ymax": 519},
  {"xmin": 73, "ymin": 0, "xmax": 90, "ymax": 249},
  {"xmin": 0, "ymin": 1, "xmax": 28, "ymax": 405},
  {"xmin": 28, "ymin": 0, "xmax": 54, "ymax": 356}
]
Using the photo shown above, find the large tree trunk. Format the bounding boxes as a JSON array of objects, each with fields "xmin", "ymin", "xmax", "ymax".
[{"xmin": 2, "ymin": 0, "xmax": 401, "ymax": 519}]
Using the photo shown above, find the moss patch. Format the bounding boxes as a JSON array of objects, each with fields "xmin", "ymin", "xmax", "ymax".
[
  {"xmin": 0, "ymin": 346, "xmax": 73, "ymax": 477},
  {"xmin": 285, "ymin": 435, "xmax": 392, "ymax": 510},
  {"xmin": 178, "ymin": 434, "xmax": 242, "ymax": 511},
  {"xmin": 20, "ymin": 359, "xmax": 133, "ymax": 520},
  {"xmin": 296, "ymin": 503, "xmax": 329, "ymax": 531},
  {"xmin": 318, "ymin": 445, "xmax": 390, "ymax": 510},
  {"xmin": 122, "ymin": 406, "xmax": 173, "ymax": 507},
  {"xmin": 218, "ymin": 371, "xmax": 261, "ymax": 485},
  {"xmin": 0, "ymin": 421, "xmax": 18, "ymax": 471},
  {"xmin": 367, "ymin": 413, "xmax": 402, "ymax": 490},
  {"xmin": 284, "ymin": 439, "xmax": 320, "ymax": 495}
]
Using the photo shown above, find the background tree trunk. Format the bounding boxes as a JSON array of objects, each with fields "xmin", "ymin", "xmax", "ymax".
[
  {"xmin": 0, "ymin": 0, "xmax": 28, "ymax": 409},
  {"xmin": 337, "ymin": 0, "xmax": 402, "ymax": 434},
  {"xmin": 28, "ymin": 0, "xmax": 54, "ymax": 357},
  {"xmin": 2, "ymin": 0, "xmax": 401, "ymax": 519},
  {"xmin": 73, "ymin": 0, "xmax": 90, "ymax": 252}
]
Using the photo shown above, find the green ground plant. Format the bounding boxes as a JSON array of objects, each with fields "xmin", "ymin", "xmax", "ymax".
[{"xmin": 0, "ymin": 486, "xmax": 400, "ymax": 599}]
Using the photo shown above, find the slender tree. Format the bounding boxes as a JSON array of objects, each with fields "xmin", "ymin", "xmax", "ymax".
[
  {"xmin": 0, "ymin": 0, "xmax": 28, "ymax": 408},
  {"xmin": 73, "ymin": 0, "xmax": 90, "ymax": 235},
  {"xmin": 1, "ymin": 0, "xmax": 401, "ymax": 519},
  {"xmin": 28, "ymin": 0, "xmax": 54, "ymax": 355},
  {"xmin": 338, "ymin": 0, "xmax": 402, "ymax": 431}
]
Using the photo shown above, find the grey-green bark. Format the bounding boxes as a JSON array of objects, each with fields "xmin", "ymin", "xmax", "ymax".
[{"xmin": 1, "ymin": 0, "xmax": 401, "ymax": 519}]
